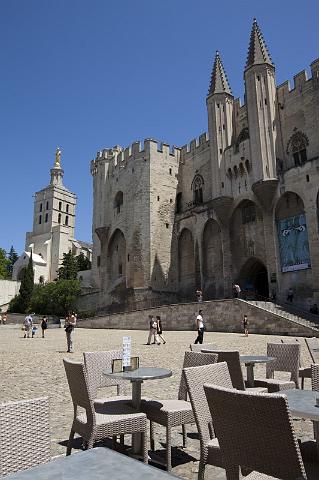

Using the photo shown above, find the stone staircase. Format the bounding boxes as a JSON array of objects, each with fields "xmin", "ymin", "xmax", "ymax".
[{"xmin": 240, "ymin": 299, "xmax": 319, "ymax": 333}]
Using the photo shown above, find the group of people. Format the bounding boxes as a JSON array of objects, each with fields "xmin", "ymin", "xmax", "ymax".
[
  {"xmin": 0, "ymin": 313, "xmax": 7, "ymax": 324},
  {"xmin": 194, "ymin": 309, "xmax": 249, "ymax": 344},
  {"xmin": 23, "ymin": 314, "xmax": 48, "ymax": 338},
  {"xmin": 147, "ymin": 315, "xmax": 166, "ymax": 345}
]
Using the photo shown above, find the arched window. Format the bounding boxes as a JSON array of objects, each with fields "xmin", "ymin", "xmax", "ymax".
[
  {"xmin": 46, "ymin": 201, "xmax": 49, "ymax": 210},
  {"xmin": 191, "ymin": 174, "xmax": 204, "ymax": 205},
  {"xmin": 39, "ymin": 203, "xmax": 42, "ymax": 212},
  {"xmin": 58, "ymin": 213, "xmax": 61, "ymax": 224},
  {"xmin": 65, "ymin": 216, "xmax": 69, "ymax": 226},
  {"xmin": 114, "ymin": 191, "xmax": 124, "ymax": 214},
  {"xmin": 286, "ymin": 129, "xmax": 309, "ymax": 167},
  {"xmin": 66, "ymin": 204, "xmax": 69, "ymax": 213},
  {"xmin": 45, "ymin": 213, "xmax": 48, "ymax": 223},
  {"xmin": 59, "ymin": 201, "xmax": 62, "ymax": 211}
]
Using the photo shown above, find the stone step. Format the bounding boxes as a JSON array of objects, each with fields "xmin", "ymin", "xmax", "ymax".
[{"xmin": 241, "ymin": 299, "xmax": 319, "ymax": 332}]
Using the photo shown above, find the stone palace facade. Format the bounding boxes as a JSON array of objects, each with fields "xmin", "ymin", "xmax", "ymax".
[{"xmin": 89, "ymin": 19, "xmax": 319, "ymax": 310}]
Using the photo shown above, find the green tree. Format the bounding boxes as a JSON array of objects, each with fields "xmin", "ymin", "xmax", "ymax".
[
  {"xmin": 18, "ymin": 252, "xmax": 34, "ymax": 312},
  {"xmin": 0, "ymin": 248, "xmax": 9, "ymax": 279},
  {"xmin": 6, "ymin": 246, "xmax": 19, "ymax": 278},
  {"xmin": 76, "ymin": 252, "xmax": 91, "ymax": 271},
  {"xmin": 30, "ymin": 279, "xmax": 81, "ymax": 316},
  {"xmin": 58, "ymin": 251, "xmax": 78, "ymax": 280}
]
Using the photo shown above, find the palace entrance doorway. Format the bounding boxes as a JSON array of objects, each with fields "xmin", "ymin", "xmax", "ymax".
[{"xmin": 238, "ymin": 258, "xmax": 269, "ymax": 299}]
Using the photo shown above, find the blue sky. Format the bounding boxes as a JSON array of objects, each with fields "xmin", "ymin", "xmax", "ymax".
[{"xmin": 0, "ymin": 0, "xmax": 318, "ymax": 255}]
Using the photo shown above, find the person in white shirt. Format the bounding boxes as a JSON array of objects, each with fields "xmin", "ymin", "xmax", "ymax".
[
  {"xmin": 23, "ymin": 314, "xmax": 33, "ymax": 338},
  {"xmin": 194, "ymin": 310, "xmax": 205, "ymax": 344}
]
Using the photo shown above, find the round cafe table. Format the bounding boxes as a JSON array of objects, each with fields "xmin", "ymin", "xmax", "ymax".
[
  {"xmin": 240, "ymin": 355, "xmax": 275, "ymax": 387},
  {"xmin": 103, "ymin": 367, "xmax": 172, "ymax": 454}
]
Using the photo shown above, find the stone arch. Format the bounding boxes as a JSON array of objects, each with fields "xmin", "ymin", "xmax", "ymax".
[
  {"xmin": 202, "ymin": 219, "xmax": 223, "ymax": 299},
  {"xmin": 238, "ymin": 257, "xmax": 269, "ymax": 298},
  {"xmin": 178, "ymin": 228, "xmax": 195, "ymax": 294},
  {"xmin": 275, "ymin": 191, "xmax": 311, "ymax": 275},
  {"xmin": 107, "ymin": 228, "xmax": 126, "ymax": 285},
  {"xmin": 230, "ymin": 199, "xmax": 266, "ymax": 281}
]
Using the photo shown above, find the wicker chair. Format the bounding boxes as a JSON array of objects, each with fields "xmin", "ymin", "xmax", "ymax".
[
  {"xmin": 190, "ymin": 344, "xmax": 216, "ymax": 353},
  {"xmin": 206, "ymin": 349, "xmax": 267, "ymax": 393},
  {"xmin": 83, "ymin": 350, "xmax": 130, "ymax": 403},
  {"xmin": 311, "ymin": 363, "xmax": 319, "ymax": 391},
  {"xmin": 0, "ymin": 397, "xmax": 50, "ymax": 477},
  {"xmin": 204, "ymin": 385, "xmax": 307, "ymax": 480},
  {"xmin": 254, "ymin": 343, "xmax": 300, "ymax": 393},
  {"xmin": 141, "ymin": 351, "xmax": 218, "ymax": 472},
  {"xmin": 63, "ymin": 359, "xmax": 148, "ymax": 461},
  {"xmin": 183, "ymin": 362, "xmax": 239, "ymax": 480}
]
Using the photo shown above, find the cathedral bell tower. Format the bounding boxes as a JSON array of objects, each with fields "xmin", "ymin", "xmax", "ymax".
[
  {"xmin": 244, "ymin": 19, "xmax": 278, "ymax": 207},
  {"xmin": 206, "ymin": 51, "xmax": 234, "ymax": 220}
]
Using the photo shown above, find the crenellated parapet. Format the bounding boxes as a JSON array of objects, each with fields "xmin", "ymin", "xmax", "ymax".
[
  {"xmin": 277, "ymin": 58, "xmax": 319, "ymax": 101},
  {"xmin": 91, "ymin": 139, "xmax": 180, "ymax": 178},
  {"xmin": 180, "ymin": 132, "xmax": 209, "ymax": 162}
]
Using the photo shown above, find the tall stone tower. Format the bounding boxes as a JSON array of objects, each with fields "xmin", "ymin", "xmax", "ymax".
[
  {"xmin": 15, "ymin": 149, "xmax": 78, "ymax": 283},
  {"xmin": 244, "ymin": 19, "xmax": 278, "ymax": 205},
  {"xmin": 207, "ymin": 51, "xmax": 234, "ymax": 199}
]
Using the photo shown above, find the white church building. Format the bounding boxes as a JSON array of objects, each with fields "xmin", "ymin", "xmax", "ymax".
[{"xmin": 13, "ymin": 149, "xmax": 92, "ymax": 284}]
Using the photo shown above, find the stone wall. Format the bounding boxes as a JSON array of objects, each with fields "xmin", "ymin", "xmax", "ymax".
[
  {"xmin": 77, "ymin": 298, "xmax": 318, "ymax": 337},
  {"xmin": 0, "ymin": 280, "xmax": 20, "ymax": 310}
]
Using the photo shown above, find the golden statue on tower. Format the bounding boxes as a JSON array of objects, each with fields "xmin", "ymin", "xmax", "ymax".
[{"xmin": 54, "ymin": 147, "xmax": 61, "ymax": 168}]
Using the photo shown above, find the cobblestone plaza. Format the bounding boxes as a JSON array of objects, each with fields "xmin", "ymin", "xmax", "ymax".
[{"xmin": 1, "ymin": 325, "xmax": 319, "ymax": 478}]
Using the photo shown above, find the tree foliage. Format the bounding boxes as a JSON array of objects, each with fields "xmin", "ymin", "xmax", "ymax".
[
  {"xmin": 58, "ymin": 251, "xmax": 78, "ymax": 280},
  {"xmin": 30, "ymin": 279, "xmax": 81, "ymax": 316},
  {"xmin": 76, "ymin": 252, "xmax": 91, "ymax": 271},
  {"xmin": 6, "ymin": 246, "xmax": 19, "ymax": 277},
  {"xmin": 0, "ymin": 248, "xmax": 9, "ymax": 279},
  {"xmin": 9, "ymin": 253, "xmax": 34, "ymax": 312}
]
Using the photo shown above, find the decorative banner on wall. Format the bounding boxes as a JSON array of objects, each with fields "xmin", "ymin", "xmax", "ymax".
[{"xmin": 277, "ymin": 214, "xmax": 311, "ymax": 272}]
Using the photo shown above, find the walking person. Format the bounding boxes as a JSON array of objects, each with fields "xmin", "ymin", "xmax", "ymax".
[
  {"xmin": 41, "ymin": 316, "xmax": 48, "ymax": 338},
  {"xmin": 196, "ymin": 288, "xmax": 203, "ymax": 303},
  {"xmin": 23, "ymin": 314, "xmax": 33, "ymax": 338},
  {"xmin": 2, "ymin": 313, "xmax": 7, "ymax": 325},
  {"xmin": 232, "ymin": 283, "xmax": 241, "ymax": 298},
  {"xmin": 156, "ymin": 316, "xmax": 166, "ymax": 344},
  {"xmin": 242, "ymin": 314, "xmax": 249, "ymax": 337},
  {"xmin": 194, "ymin": 310, "xmax": 205, "ymax": 345},
  {"xmin": 65, "ymin": 312, "xmax": 77, "ymax": 353},
  {"xmin": 287, "ymin": 287, "xmax": 294, "ymax": 303},
  {"xmin": 146, "ymin": 315, "xmax": 160, "ymax": 345}
]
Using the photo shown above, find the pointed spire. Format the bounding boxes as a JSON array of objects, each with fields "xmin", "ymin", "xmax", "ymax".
[
  {"xmin": 208, "ymin": 51, "xmax": 232, "ymax": 96},
  {"xmin": 245, "ymin": 18, "xmax": 273, "ymax": 69}
]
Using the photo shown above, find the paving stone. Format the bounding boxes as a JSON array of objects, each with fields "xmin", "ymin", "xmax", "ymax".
[{"xmin": 0, "ymin": 325, "xmax": 318, "ymax": 478}]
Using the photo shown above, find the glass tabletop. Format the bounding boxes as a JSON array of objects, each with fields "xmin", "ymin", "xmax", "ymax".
[
  {"xmin": 280, "ymin": 389, "xmax": 319, "ymax": 421},
  {"xmin": 103, "ymin": 367, "xmax": 172, "ymax": 381},
  {"xmin": 240, "ymin": 355, "xmax": 275, "ymax": 364}
]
